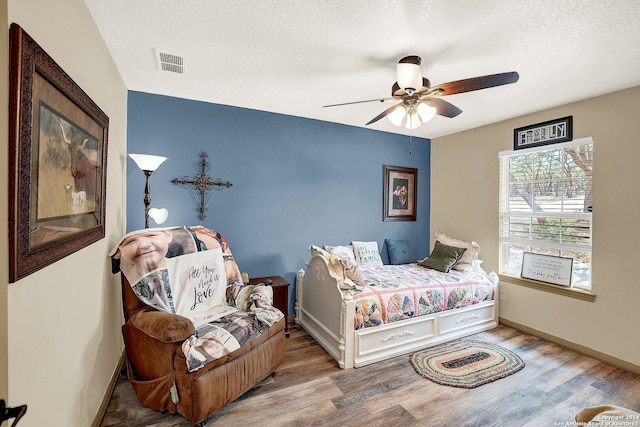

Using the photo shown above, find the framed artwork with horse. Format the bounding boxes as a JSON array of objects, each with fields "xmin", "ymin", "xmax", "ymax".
[{"xmin": 8, "ymin": 23, "xmax": 109, "ymax": 282}]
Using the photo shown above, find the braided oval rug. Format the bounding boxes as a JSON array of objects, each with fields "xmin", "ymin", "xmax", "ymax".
[{"xmin": 410, "ymin": 339, "xmax": 525, "ymax": 388}]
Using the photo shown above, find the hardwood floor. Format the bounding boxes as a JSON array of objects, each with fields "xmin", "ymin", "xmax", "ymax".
[{"xmin": 100, "ymin": 324, "xmax": 640, "ymax": 426}]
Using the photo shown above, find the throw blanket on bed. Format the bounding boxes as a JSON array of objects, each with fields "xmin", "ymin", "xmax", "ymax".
[
  {"xmin": 110, "ymin": 226, "xmax": 283, "ymax": 372},
  {"xmin": 350, "ymin": 263, "xmax": 496, "ymax": 329}
]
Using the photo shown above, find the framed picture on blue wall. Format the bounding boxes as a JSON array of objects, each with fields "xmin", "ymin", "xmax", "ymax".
[{"xmin": 383, "ymin": 165, "xmax": 417, "ymax": 221}]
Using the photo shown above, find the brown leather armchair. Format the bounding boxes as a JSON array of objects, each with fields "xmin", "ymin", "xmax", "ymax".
[{"xmin": 119, "ymin": 274, "xmax": 286, "ymax": 425}]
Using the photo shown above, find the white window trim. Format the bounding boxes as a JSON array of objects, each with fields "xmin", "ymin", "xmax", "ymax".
[
  {"xmin": 498, "ymin": 273, "xmax": 596, "ymax": 302},
  {"xmin": 499, "ymin": 136, "xmax": 593, "ymax": 158},
  {"xmin": 498, "ymin": 136, "xmax": 593, "ymax": 293}
]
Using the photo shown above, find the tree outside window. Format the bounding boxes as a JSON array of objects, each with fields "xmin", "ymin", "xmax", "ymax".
[{"xmin": 499, "ymin": 139, "xmax": 593, "ymax": 289}]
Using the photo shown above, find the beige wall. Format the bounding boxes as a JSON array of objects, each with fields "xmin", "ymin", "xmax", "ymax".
[
  {"xmin": 431, "ymin": 86, "xmax": 640, "ymax": 368},
  {"xmin": 5, "ymin": 0, "xmax": 127, "ymax": 425}
]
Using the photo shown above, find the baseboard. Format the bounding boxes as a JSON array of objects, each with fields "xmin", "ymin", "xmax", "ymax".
[
  {"xmin": 91, "ymin": 350, "xmax": 126, "ymax": 427},
  {"xmin": 499, "ymin": 317, "xmax": 640, "ymax": 375}
]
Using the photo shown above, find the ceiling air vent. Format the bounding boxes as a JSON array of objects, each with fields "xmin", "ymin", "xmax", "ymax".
[{"xmin": 155, "ymin": 49, "xmax": 185, "ymax": 74}]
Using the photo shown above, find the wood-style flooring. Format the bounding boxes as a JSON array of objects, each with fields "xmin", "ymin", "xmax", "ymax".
[{"xmin": 100, "ymin": 324, "xmax": 640, "ymax": 426}]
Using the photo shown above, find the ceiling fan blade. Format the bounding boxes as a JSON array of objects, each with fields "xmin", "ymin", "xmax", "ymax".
[
  {"xmin": 366, "ymin": 102, "xmax": 404, "ymax": 125},
  {"xmin": 323, "ymin": 97, "xmax": 394, "ymax": 108},
  {"xmin": 423, "ymin": 97, "xmax": 463, "ymax": 118},
  {"xmin": 432, "ymin": 71, "xmax": 519, "ymax": 96}
]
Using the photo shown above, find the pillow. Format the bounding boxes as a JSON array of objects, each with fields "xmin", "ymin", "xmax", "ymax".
[
  {"xmin": 385, "ymin": 239, "xmax": 417, "ymax": 265},
  {"xmin": 435, "ymin": 231, "xmax": 480, "ymax": 272},
  {"xmin": 352, "ymin": 241, "xmax": 384, "ymax": 267},
  {"xmin": 419, "ymin": 241, "xmax": 467, "ymax": 273},
  {"xmin": 324, "ymin": 245, "xmax": 357, "ymax": 264}
]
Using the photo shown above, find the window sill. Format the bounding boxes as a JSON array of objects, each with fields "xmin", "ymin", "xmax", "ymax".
[{"xmin": 498, "ymin": 274, "xmax": 596, "ymax": 302}]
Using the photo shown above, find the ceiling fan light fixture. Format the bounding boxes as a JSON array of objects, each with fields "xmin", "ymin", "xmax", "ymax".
[
  {"xmin": 388, "ymin": 104, "xmax": 407, "ymax": 126},
  {"xmin": 324, "ymin": 55, "xmax": 519, "ymax": 129},
  {"xmin": 417, "ymin": 102, "xmax": 437, "ymax": 124},
  {"xmin": 396, "ymin": 56, "xmax": 422, "ymax": 92},
  {"xmin": 405, "ymin": 112, "xmax": 422, "ymax": 130}
]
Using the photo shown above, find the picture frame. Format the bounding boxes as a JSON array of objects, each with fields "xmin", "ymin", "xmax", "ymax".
[
  {"xmin": 8, "ymin": 24, "xmax": 109, "ymax": 282},
  {"xmin": 513, "ymin": 116, "xmax": 573, "ymax": 150},
  {"xmin": 521, "ymin": 252, "xmax": 573, "ymax": 287},
  {"xmin": 383, "ymin": 165, "xmax": 417, "ymax": 222}
]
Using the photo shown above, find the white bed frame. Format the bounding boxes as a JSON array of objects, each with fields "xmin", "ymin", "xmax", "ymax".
[{"xmin": 295, "ymin": 254, "xmax": 499, "ymax": 369}]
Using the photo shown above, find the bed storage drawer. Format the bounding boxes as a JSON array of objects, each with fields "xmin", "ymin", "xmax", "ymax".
[
  {"xmin": 439, "ymin": 303, "xmax": 495, "ymax": 335},
  {"xmin": 356, "ymin": 315, "xmax": 436, "ymax": 357}
]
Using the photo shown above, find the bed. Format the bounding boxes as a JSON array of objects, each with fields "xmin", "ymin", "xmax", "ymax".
[{"xmin": 295, "ymin": 234, "xmax": 499, "ymax": 369}]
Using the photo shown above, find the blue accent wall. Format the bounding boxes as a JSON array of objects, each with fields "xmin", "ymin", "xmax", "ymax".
[{"xmin": 126, "ymin": 91, "xmax": 431, "ymax": 313}]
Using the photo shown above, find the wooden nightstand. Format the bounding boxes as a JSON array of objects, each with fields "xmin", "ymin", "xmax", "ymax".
[{"xmin": 249, "ymin": 276, "xmax": 290, "ymax": 337}]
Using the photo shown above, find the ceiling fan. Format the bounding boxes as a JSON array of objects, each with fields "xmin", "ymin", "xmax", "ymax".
[{"xmin": 323, "ymin": 55, "xmax": 519, "ymax": 129}]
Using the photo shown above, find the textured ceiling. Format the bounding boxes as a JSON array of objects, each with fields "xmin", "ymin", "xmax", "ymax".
[{"xmin": 84, "ymin": 0, "xmax": 640, "ymax": 138}]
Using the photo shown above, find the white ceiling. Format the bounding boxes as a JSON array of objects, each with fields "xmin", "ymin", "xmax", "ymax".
[{"xmin": 84, "ymin": 0, "xmax": 640, "ymax": 139}]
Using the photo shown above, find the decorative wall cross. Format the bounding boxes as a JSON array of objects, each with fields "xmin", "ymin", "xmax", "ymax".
[{"xmin": 171, "ymin": 152, "xmax": 232, "ymax": 220}]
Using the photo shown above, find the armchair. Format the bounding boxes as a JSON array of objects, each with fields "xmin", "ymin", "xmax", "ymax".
[
  {"xmin": 120, "ymin": 276, "xmax": 286, "ymax": 425},
  {"xmin": 112, "ymin": 226, "xmax": 286, "ymax": 425}
]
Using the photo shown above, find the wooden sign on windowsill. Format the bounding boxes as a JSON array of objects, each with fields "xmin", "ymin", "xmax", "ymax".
[{"xmin": 520, "ymin": 252, "xmax": 573, "ymax": 287}]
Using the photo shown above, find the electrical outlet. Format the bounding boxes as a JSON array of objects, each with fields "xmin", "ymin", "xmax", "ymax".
[{"xmin": 499, "ymin": 289, "xmax": 507, "ymax": 302}]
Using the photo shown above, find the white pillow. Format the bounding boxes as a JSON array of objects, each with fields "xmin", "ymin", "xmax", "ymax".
[
  {"xmin": 435, "ymin": 231, "xmax": 480, "ymax": 272},
  {"xmin": 352, "ymin": 241, "xmax": 384, "ymax": 267},
  {"xmin": 324, "ymin": 245, "xmax": 357, "ymax": 264}
]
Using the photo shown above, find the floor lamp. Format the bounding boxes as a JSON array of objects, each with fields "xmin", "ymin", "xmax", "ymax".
[{"xmin": 128, "ymin": 153, "xmax": 169, "ymax": 228}]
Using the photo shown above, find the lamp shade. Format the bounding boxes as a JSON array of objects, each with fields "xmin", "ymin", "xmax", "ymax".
[
  {"xmin": 417, "ymin": 102, "xmax": 437, "ymax": 124},
  {"xmin": 129, "ymin": 153, "xmax": 168, "ymax": 171},
  {"xmin": 405, "ymin": 113, "xmax": 422, "ymax": 130},
  {"xmin": 388, "ymin": 104, "xmax": 407, "ymax": 126},
  {"xmin": 396, "ymin": 56, "xmax": 423, "ymax": 91},
  {"xmin": 148, "ymin": 207, "xmax": 169, "ymax": 224}
]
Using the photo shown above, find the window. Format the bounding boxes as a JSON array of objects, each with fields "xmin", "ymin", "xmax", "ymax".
[{"xmin": 499, "ymin": 137, "xmax": 593, "ymax": 290}]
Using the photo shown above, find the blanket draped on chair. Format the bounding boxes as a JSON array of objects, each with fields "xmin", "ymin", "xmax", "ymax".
[{"xmin": 110, "ymin": 226, "xmax": 283, "ymax": 372}]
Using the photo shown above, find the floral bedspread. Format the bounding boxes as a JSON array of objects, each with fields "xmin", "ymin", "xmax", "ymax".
[{"xmin": 350, "ymin": 263, "xmax": 496, "ymax": 329}]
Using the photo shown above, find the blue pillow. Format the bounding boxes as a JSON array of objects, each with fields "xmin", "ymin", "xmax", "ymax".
[{"xmin": 385, "ymin": 239, "xmax": 417, "ymax": 265}]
